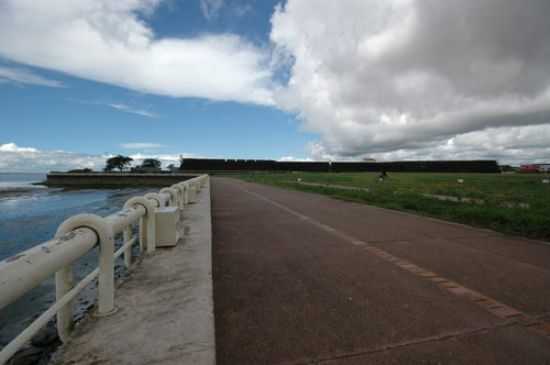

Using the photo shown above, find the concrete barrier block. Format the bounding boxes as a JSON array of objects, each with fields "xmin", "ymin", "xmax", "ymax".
[{"xmin": 155, "ymin": 207, "xmax": 180, "ymax": 247}]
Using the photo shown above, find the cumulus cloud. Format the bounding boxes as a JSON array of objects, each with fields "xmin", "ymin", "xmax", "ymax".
[
  {"xmin": 0, "ymin": 0, "xmax": 273, "ymax": 105},
  {"xmin": 0, "ymin": 143, "xmax": 38, "ymax": 153},
  {"xmin": 0, "ymin": 66, "xmax": 64, "ymax": 87},
  {"xmin": 271, "ymin": 0, "xmax": 550, "ymax": 162},
  {"xmin": 0, "ymin": 142, "xmax": 194, "ymax": 172},
  {"xmin": 308, "ymin": 125, "xmax": 550, "ymax": 165},
  {"xmin": 127, "ymin": 152, "xmax": 190, "ymax": 167},
  {"xmin": 4, "ymin": 1, "xmax": 550, "ymax": 165},
  {"xmin": 0, "ymin": 143, "xmax": 106, "ymax": 172}
]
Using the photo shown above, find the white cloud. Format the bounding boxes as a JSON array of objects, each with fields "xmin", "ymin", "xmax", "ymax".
[
  {"xmin": 121, "ymin": 142, "xmax": 164, "ymax": 149},
  {"xmin": 271, "ymin": 0, "xmax": 550, "ymax": 162},
  {"xmin": 200, "ymin": 0, "xmax": 224, "ymax": 20},
  {"xmin": 0, "ymin": 143, "xmax": 38, "ymax": 153},
  {"xmin": 0, "ymin": 66, "xmax": 64, "ymax": 87},
  {"xmin": 108, "ymin": 104, "xmax": 158, "ymax": 118},
  {"xmin": 0, "ymin": 0, "xmax": 273, "ymax": 105},
  {"xmin": 69, "ymin": 99, "xmax": 158, "ymax": 118},
  {"xmin": 278, "ymin": 155, "xmax": 312, "ymax": 162},
  {"xmin": 0, "ymin": 143, "xmax": 106, "ymax": 172},
  {"xmin": 0, "ymin": 142, "xmax": 196, "ymax": 172},
  {"xmin": 127, "ymin": 152, "xmax": 190, "ymax": 167},
  {"xmin": 306, "ymin": 125, "xmax": 550, "ymax": 165},
  {"xmin": 4, "ymin": 1, "xmax": 550, "ymax": 164}
]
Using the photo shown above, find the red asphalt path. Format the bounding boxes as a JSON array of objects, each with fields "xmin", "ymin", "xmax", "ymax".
[{"xmin": 211, "ymin": 178, "xmax": 550, "ymax": 364}]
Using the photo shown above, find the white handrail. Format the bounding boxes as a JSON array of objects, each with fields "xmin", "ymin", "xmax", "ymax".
[
  {"xmin": 0, "ymin": 228, "xmax": 97, "ymax": 309},
  {"xmin": 0, "ymin": 174, "xmax": 209, "ymax": 364}
]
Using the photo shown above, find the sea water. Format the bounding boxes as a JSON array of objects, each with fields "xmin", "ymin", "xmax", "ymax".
[{"xmin": 0, "ymin": 172, "xmax": 153, "ymax": 346}]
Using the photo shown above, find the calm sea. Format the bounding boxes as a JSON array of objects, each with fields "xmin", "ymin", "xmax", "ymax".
[
  {"xmin": 0, "ymin": 172, "xmax": 154, "ymax": 346},
  {"xmin": 0, "ymin": 172, "xmax": 46, "ymax": 189}
]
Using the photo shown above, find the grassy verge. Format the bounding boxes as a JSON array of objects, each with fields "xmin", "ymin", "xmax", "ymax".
[{"xmin": 237, "ymin": 172, "xmax": 550, "ymax": 241}]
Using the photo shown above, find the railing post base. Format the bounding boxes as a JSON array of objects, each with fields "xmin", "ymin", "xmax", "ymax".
[{"xmin": 93, "ymin": 306, "xmax": 119, "ymax": 318}]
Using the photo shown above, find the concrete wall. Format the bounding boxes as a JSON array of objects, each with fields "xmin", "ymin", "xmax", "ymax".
[
  {"xmin": 180, "ymin": 158, "xmax": 501, "ymax": 173},
  {"xmin": 46, "ymin": 173, "xmax": 197, "ymax": 187}
]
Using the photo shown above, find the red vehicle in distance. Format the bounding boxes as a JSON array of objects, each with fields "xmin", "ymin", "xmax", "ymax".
[{"xmin": 519, "ymin": 164, "xmax": 550, "ymax": 173}]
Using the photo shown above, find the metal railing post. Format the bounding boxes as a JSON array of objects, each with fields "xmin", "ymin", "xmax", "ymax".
[
  {"xmin": 56, "ymin": 214, "xmax": 116, "ymax": 318},
  {"xmin": 172, "ymin": 185, "xmax": 184, "ymax": 209},
  {"xmin": 138, "ymin": 218, "xmax": 145, "ymax": 253},
  {"xmin": 160, "ymin": 187, "xmax": 178, "ymax": 207},
  {"xmin": 189, "ymin": 184, "xmax": 197, "ymax": 203},
  {"xmin": 145, "ymin": 192, "xmax": 164, "ymax": 207},
  {"xmin": 123, "ymin": 226, "xmax": 132, "ymax": 268},
  {"xmin": 124, "ymin": 197, "xmax": 157, "ymax": 254},
  {"xmin": 183, "ymin": 184, "xmax": 189, "ymax": 205},
  {"xmin": 55, "ymin": 266, "xmax": 74, "ymax": 342}
]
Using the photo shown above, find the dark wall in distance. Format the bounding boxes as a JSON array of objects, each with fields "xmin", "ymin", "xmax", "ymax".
[
  {"xmin": 46, "ymin": 173, "xmax": 195, "ymax": 187},
  {"xmin": 331, "ymin": 161, "xmax": 500, "ymax": 173},
  {"xmin": 180, "ymin": 159, "xmax": 500, "ymax": 173}
]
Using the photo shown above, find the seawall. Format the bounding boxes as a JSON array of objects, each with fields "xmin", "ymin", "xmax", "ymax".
[{"xmin": 45, "ymin": 173, "xmax": 197, "ymax": 187}]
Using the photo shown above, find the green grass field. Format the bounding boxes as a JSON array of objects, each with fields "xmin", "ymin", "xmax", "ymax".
[{"xmin": 238, "ymin": 172, "xmax": 550, "ymax": 241}]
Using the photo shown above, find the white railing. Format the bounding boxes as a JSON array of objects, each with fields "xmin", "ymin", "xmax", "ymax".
[{"xmin": 0, "ymin": 175, "xmax": 209, "ymax": 363}]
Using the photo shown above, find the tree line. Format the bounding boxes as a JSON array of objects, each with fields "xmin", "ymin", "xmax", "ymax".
[
  {"xmin": 67, "ymin": 155, "xmax": 183, "ymax": 173},
  {"xmin": 103, "ymin": 155, "xmax": 181, "ymax": 172}
]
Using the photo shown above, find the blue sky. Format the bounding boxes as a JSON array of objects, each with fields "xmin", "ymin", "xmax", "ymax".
[
  {"xmin": 2, "ymin": 0, "xmax": 550, "ymax": 171},
  {"xmin": 0, "ymin": 69, "xmax": 310, "ymax": 158},
  {"xmin": 0, "ymin": 0, "xmax": 320, "ymax": 171}
]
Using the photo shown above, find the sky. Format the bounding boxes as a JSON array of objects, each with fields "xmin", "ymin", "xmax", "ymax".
[{"xmin": 1, "ymin": 0, "xmax": 550, "ymax": 171}]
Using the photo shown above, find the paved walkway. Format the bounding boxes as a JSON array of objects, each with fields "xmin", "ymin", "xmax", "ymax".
[{"xmin": 212, "ymin": 177, "xmax": 550, "ymax": 365}]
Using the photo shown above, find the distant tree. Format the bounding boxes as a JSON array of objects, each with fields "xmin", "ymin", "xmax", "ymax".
[
  {"xmin": 104, "ymin": 155, "xmax": 133, "ymax": 172},
  {"xmin": 68, "ymin": 168, "xmax": 93, "ymax": 173},
  {"xmin": 140, "ymin": 158, "xmax": 161, "ymax": 169}
]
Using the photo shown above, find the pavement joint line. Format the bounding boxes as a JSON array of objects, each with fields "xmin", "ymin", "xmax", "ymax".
[
  {"xmin": 276, "ymin": 323, "xmax": 518, "ymax": 365},
  {"xmin": 409, "ymin": 233, "xmax": 550, "ymax": 275},
  {"xmin": 237, "ymin": 183, "xmax": 550, "ymax": 341}
]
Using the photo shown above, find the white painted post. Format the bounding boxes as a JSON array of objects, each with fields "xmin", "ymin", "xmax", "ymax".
[
  {"xmin": 160, "ymin": 188, "xmax": 178, "ymax": 207},
  {"xmin": 171, "ymin": 185, "xmax": 184, "ymax": 210},
  {"xmin": 138, "ymin": 217, "xmax": 145, "ymax": 253},
  {"xmin": 97, "ymin": 226, "xmax": 115, "ymax": 316},
  {"xmin": 56, "ymin": 214, "xmax": 116, "ymax": 317},
  {"xmin": 144, "ymin": 192, "xmax": 163, "ymax": 208},
  {"xmin": 124, "ymin": 197, "xmax": 157, "ymax": 254},
  {"xmin": 145, "ymin": 207, "xmax": 156, "ymax": 254},
  {"xmin": 55, "ymin": 266, "xmax": 74, "ymax": 342},
  {"xmin": 194, "ymin": 181, "xmax": 200, "ymax": 197},
  {"xmin": 178, "ymin": 185, "xmax": 185, "ymax": 208},
  {"xmin": 123, "ymin": 226, "xmax": 132, "ymax": 268},
  {"xmin": 183, "ymin": 184, "xmax": 189, "ymax": 205},
  {"xmin": 188, "ymin": 184, "xmax": 197, "ymax": 203}
]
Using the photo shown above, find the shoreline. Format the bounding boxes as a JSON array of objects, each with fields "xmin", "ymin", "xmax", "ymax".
[{"xmin": 0, "ymin": 186, "xmax": 49, "ymax": 200}]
